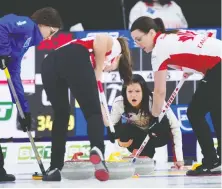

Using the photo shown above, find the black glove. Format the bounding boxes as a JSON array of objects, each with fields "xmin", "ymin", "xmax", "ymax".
[
  {"xmin": 18, "ymin": 112, "xmax": 31, "ymax": 132},
  {"xmin": 0, "ymin": 56, "xmax": 11, "ymax": 70},
  {"xmin": 107, "ymin": 127, "xmax": 117, "ymax": 143}
]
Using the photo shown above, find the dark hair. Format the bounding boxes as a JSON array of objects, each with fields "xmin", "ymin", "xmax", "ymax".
[
  {"xmin": 31, "ymin": 7, "xmax": 63, "ymax": 29},
  {"xmin": 122, "ymin": 74, "xmax": 153, "ymax": 116},
  {"xmin": 143, "ymin": 0, "xmax": 172, "ymax": 6},
  {"xmin": 117, "ymin": 37, "xmax": 133, "ymax": 85},
  {"xmin": 130, "ymin": 16, "xmax": 178, "ymax": 34}
]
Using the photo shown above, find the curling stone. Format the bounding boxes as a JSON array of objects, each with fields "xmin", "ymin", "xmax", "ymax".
[
  {"xmin": 123, "ymin": 151, "xmax": 155, "ymax": 175},
  {"xmin": 106, "ymin": 152, "xmax": 135, "ymax": 180},
  {"xmin": 133, "ymin": 157, "xmax": 155, "ymax": 175},
  {"xmin": 61, "ymin": 152, "xmax": 94, "ymax": 180}
]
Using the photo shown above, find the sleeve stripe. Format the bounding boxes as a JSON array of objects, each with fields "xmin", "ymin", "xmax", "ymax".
[{"xmin": 158, "ymin": 58, "xmax": 170, "ymax": 71}]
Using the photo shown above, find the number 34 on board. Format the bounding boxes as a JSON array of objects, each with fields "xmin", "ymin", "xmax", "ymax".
[{"xmin": 37, "ymin": 115, "xmax": 74, "ymax": 131}]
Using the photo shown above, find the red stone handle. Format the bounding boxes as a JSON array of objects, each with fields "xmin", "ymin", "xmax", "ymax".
[{"xmin": 71, "ymin": 152, "xmax": 84, "ymax": 160}]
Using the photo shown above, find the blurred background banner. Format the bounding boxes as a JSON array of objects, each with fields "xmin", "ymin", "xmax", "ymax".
[{"xmin": 0, "ymin": 0, "xmax": 220, "ymax": 31}]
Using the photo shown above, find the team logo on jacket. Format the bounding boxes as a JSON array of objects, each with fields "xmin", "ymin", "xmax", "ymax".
[
  {"xmin": 16, "ymin": 20, "xmax": 27, "ymax": 26},
  {"xmin": 177, "ymin": 31, "xmax": 197, "ymax": 42}
]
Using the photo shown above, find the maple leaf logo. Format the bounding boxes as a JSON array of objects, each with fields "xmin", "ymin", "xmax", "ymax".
[{"xmin": 177, "ymin": 31, "xmax": 197, "ymax": 42}]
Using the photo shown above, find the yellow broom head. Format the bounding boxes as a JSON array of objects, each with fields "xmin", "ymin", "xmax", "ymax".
[{"xmin": 32, "ymin": 172, "xmax": 43, "ymax": 180}]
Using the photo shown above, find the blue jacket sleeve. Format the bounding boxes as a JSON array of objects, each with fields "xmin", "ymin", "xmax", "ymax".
[
  {"xmin": 0, "ymin": 14, "xmax": 34, "ymax": 113},
  {"xmin": 7, "ymin": 69, "xmax": 30, "ymax": 113},
  {"xmin": 0, "ymin": 14, "xmax": 33, "ymax": 56}
]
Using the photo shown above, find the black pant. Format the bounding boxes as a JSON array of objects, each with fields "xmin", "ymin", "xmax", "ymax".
[
  {"xmin": 0, "ymin": 145, "xmax": 6, "ymax": 175},
  {"xmin": 41, "ymin": 44, "xmax": 105, "ymax": 169},
  {"xmin": 187, "ymin": 62, "xmax": 221, "ymax": 167},
  {"xmin": 112, "ymin": 116, "xmax": 171, "ymax": 158}
]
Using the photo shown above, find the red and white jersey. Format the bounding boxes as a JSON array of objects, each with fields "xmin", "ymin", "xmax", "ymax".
[
  {"xmin": 151, "ymin": 30, "xmax": 222, "ymax": 75},
  {"xmin": 56, "ymin": 36, "xmax": 122, "ymax": 69}
]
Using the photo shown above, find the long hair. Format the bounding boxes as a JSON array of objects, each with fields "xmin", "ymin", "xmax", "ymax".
[
  {"xmin": 122, "ymin": 74, "xmax": 153, "ymax": 116},
  {"xmin": 130, "ymin": 16, "xmax": 178, "ymax": 34},
  {"xmin": 117, "ymin": 37, "xmax": 133, "ymax": 85}
]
